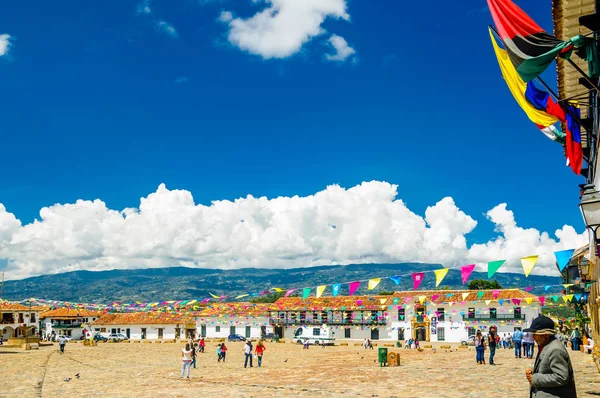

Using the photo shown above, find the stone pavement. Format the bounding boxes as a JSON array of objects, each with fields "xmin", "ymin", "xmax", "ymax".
[{"xmin": 0, "ymin": 341, "xmax": 599, "ymax": 397}]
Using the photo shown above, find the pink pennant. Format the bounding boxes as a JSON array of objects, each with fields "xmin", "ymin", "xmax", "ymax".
[
  {"xmin": 525, "ymin": 286, "xmax": 533, "ymax": 292},
  {"xmin": 460, "ymin": 264, "xmax": 476, "ymax": 284},
  {"xmin": 513, "ymin": 299, "xmax": 521, "ymax": 305},
  {"xmin": 285, "ymin": 289, "xmax": 297, "ymax": 298},
  {"xmin": 412, "ymin": 272, "xmax": 425, "ymax": 290},
  {"xmin": 492, "ymin": 290, "xmax": 500, "ymax": 299},
  {"xmin": 201, "ymin": 298, "xmax": 211, "ymax": 304},
  {"xmin": 349, "ymin": 281, "xmax": 361, "ymax": 296},
  {"xmin": 356, "ymin": 300, "xmax": 363, "ymax": 306},
  {"xmin": 431, "ymin": 294, "xmax": 439, "ymax": 302},
  {"xmin": 538, "ymin": 296, "xmax": 545, "ymax": 306},
  {"xmin": 404, "ymin": 297, "xmax": 413, "ymax": 303}
]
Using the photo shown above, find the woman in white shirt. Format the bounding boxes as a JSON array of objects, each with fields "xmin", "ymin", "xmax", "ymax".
[{"xmin": 181, "ymin": 343, "xmax": 193, "ymax": 379}]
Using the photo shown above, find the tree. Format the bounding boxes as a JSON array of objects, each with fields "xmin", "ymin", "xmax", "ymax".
[
  {"xmin": 250, "ymin": 291, "xmax": 287, "ymax": 303},
  {"xmin": 467, "ymin": 279, "xmax": 502, "ymax": 290},
  {"xmin": 378, "ymin": 291, "xmax": 395, "ymax": 296}
]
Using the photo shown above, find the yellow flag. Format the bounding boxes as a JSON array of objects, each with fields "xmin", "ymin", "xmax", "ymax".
[
  {"xmin": 488, "ymin": 28, "xmax": 558, "ymax": 127},
  {"xmin": 209, "ymin": 292, "xmax": 220, "ymax": 299},
  {"xmin": 235, "ymin": 294, "xmax": 249, "ymax": 299},
  {"xmin": 418, "ymin": 295, "xmax": 426, "ymax": 304},
  {"xmin": 448, "ymin": 302, "xmax": 454, "ymax": 307},
  {"xmin": 316, "ymin": 285, "xmax": 327, "ymax": 298},
  {"xmin": 525, "ymin": 298, "xmax": 533, "ymax": 305},
  {"xmin": 380, "ymin": 299, "xmax": 387, "ymax": 305},
  {"xmin": 270, "ymin": 287, "xmax": 285, "ymax": 292},
  {"xmin": 485, "ymin": 300, "xmax": 492, "ymax": 305},
  {"xmin": 563, "ymin": 284, "xmax": 574, "ymax": 289},
  {"xmin": 461, "ymin": 293, "xmax": 470, "ymax": 301},
  {"xmin": 562, "ymin": 294, "xmax": 574, "ymax": 303},
  {"xmin": 521, "ymin": 255, "xmax": 539, "ymax": 277},
  {"xmin": 368, "ymin": 278, "xmax": 381, "ymax": 290},
  {"xmin": 434, "ymin": 268, "xmax": 449, "ymax": 287}
]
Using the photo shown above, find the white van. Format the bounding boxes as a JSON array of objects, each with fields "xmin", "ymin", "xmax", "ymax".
[{"xmin": 292, "ymin": 325, "xmax": 335, "ymax": 346}]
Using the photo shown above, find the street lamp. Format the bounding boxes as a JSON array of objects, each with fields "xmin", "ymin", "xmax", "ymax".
[{"xmin": 579, "ymin": 184, "xmax": 600, "ymax": 255}]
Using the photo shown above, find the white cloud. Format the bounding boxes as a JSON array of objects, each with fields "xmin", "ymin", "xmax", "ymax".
[
  {"xmin": 174, "ymin": 76, "xmax": 189, "ymax": 83},
  {"xmin": 0, "ymin": 182, "xmax": 587, "ymax": 280},
  {"xmin": 220, "ymin": 0, "xmax": 350, "ymax": 59},
  {"xmin": 325, "ymin": 34, "xmax": 355, "ymax": 62},
  {"xmin": 155, "ymin": 20, "xmax": 179, "ymax": 38},
  {"xmin": 0, "ymin": 34, "xmax": 12, "ymax": 57},
  {"xmin": 136, "ymin": 0, "xmax": 152, "ymax": 15},
  {"xmin": 218, "ymin": 11, "xmax": 233, "ymax": 22}
]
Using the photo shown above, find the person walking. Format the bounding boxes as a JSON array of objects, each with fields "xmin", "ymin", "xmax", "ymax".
[
  {"xmin": 255, "ymin": 340, "xmax": 266, "ymax": 367},
  {"xmin": 190, "ymin": 342, "xmax": 197, "ymax": 369},
  {"xmin": 58, "ymin": 336, "xmax": 67, "ymax": 353},
  {"xmin": 180, "ymin": 343, "xmax": 193, "ymax": 380},
  {"xmin": 513, "ymin": 329, "xmax": 524, "ymax": 358},
  {"xmin": 216, "ymin": 343, "xmax": 222, "ymax": 362},
  {"xmin": 220, "ymin": 343, "xmax": 228, "ymax": 362},
  {"xmin": 199, "ymin": 338, "xmax": 205, "ymax": 353},
  {"xmin": 524, "ymin": 316, "xmax": 577, "ymax": 398},
  {"xmin": 488, "ymin": 327, "xmax": 498, "ymax": 365},
  {"xmin": 524, "ymin": 332, "xmax": 535, "ymax": 359},
  {"xmin": 570, "ymin": 327, "xmax": 582, "ymax": 351},
  {"xmin": 475, "ymin": 330, "xmax": 485, "ymax": 365},
  {"xmin": 244, "ymin": 340, "xmax": 253, "ymax": 368}
]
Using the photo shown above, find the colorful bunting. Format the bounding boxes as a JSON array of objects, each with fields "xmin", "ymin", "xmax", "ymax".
[
  {"xmin": 477, "ymin": 291, "xmax": 485, "ymax": 299},
  {"xmin": 461, "ymin": 264, "xmax": 476, "ymax": 284},
  {"xmin": 412, "ymin": 272, "xmax": 425, "ymax": 290},
  {"xmin": 285, "ymin": 289, "xmax": 297, "ymax": 298},
  {"xmin": 316, "ymin": 285, "xmax": 326, "ymax": 299},
  {"xmin": 332, "ymin": 284, "xmax": 341, "ymax": 297},
  {"xmin": 302, "ymin": 288, "xmax": 311, "ymax": 301},
  {"xmin": 492, "ymin": 290, "xmax": 500, "ymax": 299},
  {"xmin": 487, "ymin": 260, "xmax": 506, "ymax": 278},
  {"xmin": 520, "ymin": 255, "xmax": 538, "ymax": 277},
  {"xmin": 368, "ymin": 278, "xmax": 381, "ymax": 290},
  {"xmin": 461, "ymin": 293, "xmax": 470, "ymax": 301},
  {"xmin": 390, "ymin": 275, "xmax": 402, "ymax": 285},
  {"xmin": 434, "ymin": 268, "xmax": 449, "ymax": 287},
  {"xmin": 554, "ymin": 249, "xmax": 575, "ymax": 271},
  {"xmin": 538, "ymin": 296, "xmax": 545, "ymax": 306},
  {"xmin": 562, "ymin": 294, "xmax": 574, "ymax": 303},
  {"xmin": 349, "ymin": 282, "xmax": 361, "ymax": 296},
  {"xmin": 418, "ymin": 296, "xmax": 426, "ymax": 304}
]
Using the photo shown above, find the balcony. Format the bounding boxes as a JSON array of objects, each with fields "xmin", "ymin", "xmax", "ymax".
[
  {"xmin": 268, "ymin": 318, "xmax": 387, "ymax": 326},
  {"xmin": 465, "ymin": 314, "xmax": 522, "ymax": 320}
]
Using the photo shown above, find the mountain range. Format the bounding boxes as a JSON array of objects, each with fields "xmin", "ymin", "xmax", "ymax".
[{"xmin": 0, "ymin": 263, "xmax": 563, "ymax": 303}]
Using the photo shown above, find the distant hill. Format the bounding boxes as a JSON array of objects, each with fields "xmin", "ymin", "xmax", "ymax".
[{"xmin": 0, "ymin": 263, "xmax": 563, "ymax": 303}]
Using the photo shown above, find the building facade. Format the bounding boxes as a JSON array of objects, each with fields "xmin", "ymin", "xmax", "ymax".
[
  {"xmin": 40, "ymin": 308, "xmax": 102, "ymax": 339},
  {"xmin": 91, "ymin": 312, "xmax": 196, "ymax": 340},
  {"xmin": 0, "ymin": 302, "xmax": 42, "ymax": 341}
]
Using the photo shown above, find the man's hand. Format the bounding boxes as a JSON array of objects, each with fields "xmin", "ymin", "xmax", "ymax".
[{"xmin": 525, "ymin": 369, "xmax": 533, "ymax": 384}]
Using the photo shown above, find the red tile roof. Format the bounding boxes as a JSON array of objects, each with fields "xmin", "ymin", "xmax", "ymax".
[
  {"xmin": 91, "ymin": 312, "xmax": 196, "ymax": 326},
  {"xmin": 40, "ymin": 308, "xmax": 103, "ymax": 319}
]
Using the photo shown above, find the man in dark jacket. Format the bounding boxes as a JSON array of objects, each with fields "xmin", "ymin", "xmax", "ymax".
[{"xmin": 525, "ymin": 316, "xmax": 576, "ymax": 398}]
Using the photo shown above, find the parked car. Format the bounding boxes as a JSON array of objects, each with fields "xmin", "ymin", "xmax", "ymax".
[
  {"xmin": 262, "ymin": 333, "xmax": 279, "ymax": 341},
  {"xmin": 107, "ymin": 333, "xmax": 128, "ymax": 341},
  {"xmin": 227, "ymin": 334, "xmax": 246, "ymax": 342},
  {"xmin": 93, "ymin": 334, "xmax": 108, "ymax": 342},
  {"xmin": 460, "ymin": 335, "xmax": 487, "ymax": 346}
]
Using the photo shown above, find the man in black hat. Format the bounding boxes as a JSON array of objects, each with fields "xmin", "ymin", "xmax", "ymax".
[{"xmin": 524, "ymin": 315, "xmax": 577, "ymax": 398}]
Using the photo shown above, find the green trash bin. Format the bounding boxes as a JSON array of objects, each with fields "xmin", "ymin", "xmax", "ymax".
[{"xmin": 378, "ymin": 347, "xmax": 388, "ymax": 367}]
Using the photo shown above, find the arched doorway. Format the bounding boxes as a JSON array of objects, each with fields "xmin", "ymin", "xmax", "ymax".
[
  {"xmin": 1, "ymin": 326, "xmax": 15, "ymax": 341},
  {"xmin": 415, "ymin": 326, "xmax": 426, "ymax": 341},
  {"xmin": 410, "ymin": 317, "xmax": 431, "ymax": 342}
]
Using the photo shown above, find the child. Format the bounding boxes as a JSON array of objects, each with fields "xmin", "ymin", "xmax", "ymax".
[
  {"xmin": 216, "ymin": 343, "xmax": 222, "ymax": 362},
  {"xmin": 220, "ymin": 343, "xmax": 228, "ymax": 362}
]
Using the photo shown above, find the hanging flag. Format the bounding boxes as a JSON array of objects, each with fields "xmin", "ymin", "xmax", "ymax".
[
  {"xmin": 356, "ymin": 299, "xmax": 363, "ymax": 307},
  {"xmin": 554, "ymin": 249, "xmax": 574, "ymax": 271},
  {"xmin": 525, "ymin": 82, "xmax": 566, "ymax": 122},
  {"xmin": 302, "ymin": 288, "xmax": 311, "ymax": 301},
  {"xmin": 538, "ymin": 296, "xmax": 546, "ymax": 306},
  {"xmin": 380, "ymin": 299, "xmax": 387, "ymax": 305},
  {"xmin": 563, "ymin": 284, "xmax": 574, "ymax": 289},
  {"xmin": 332, "ymin": 284, "xmax": 341, "ymax": 297},
  {"xmin": 499, "ymin": 299, "xmax": 504, "ymax": 305},
  {"xmin": 488, "ymin": 29, "xmax": 564, "ymax": 142},
  {"xmin": 461, "ymin": 292, "xmax": 470, "ymax": 301},
  {"xmin": 209, "ymin": 292, "xmax": 220, "ymax": 299},
  {"xmin": 565, "ymin": 106, "xmax": 583, "ymax": 175},
  {"xmin": 525, "ymin": 286, "xmax": 533, "ymax": 292},
  {"xmin": 562, "ymin": 294, "xmax": 574, "ymax": 303},
  {"xmin": 390, "ymin": 276, "xmax": 402, "ymax": 285},
  {"xmin": 270, "ymin": 287, "xmax": 285, "ymax": 292},
  {"xmin": 412, "ymin": 273, "xmax": 425, "ymax": 290},
  {"xmin": 404, "ymin": 297, "xmax": 413, "ymax": 304},
  {"xmin": 431, "ymin": 294, "xmax": 439, "ymax": 302},
  {"xmin": 418, "ymin": 296, "xmax": 426, "ymax": 304},
  {"xmin": 316, "ymin": 285, "xmax": 327, "ymax": 299},
  {"xmin": 393, "ymin": 298, "xmax": 399, "ymax": 305},
  {"xmin": 477, "ymin": 291, "xmax": 485, "ymax": 299},
  {"xmin": 461, "ymin": 264, "xmax": 476, "ymax": 284},
  {"xmin": 552, "ymin": 296, "xmax": 559, "ymax": 302},
  {"xmin": 544, "ymin": 285, "xmax": 551, "ymax": 291},
  {"xmin": 492, "ymin": 290, "xmax": 500, "ymax": 299},
  {"xmin": 285, "ymin": 289, "xmax": 297, "ymax": 298},
  {"xmin": 349, "ymin": 281, "xmax": 361, "ymax": 296},
  {"xmin": 487, "ymin": 0, "xmax": 574, "ymax": 82},
  {"xmin": 434, "ymin": 268, "xmax": 449, "ymax": 287},
  {"xmin": 368, "ymin": 278, "xmax": 381, "ymax": 290},
  {"xmin": 520, "ymin": 255, "xmax": 538, "ymax": 277},
  {"xmin": 487, "ymin": 260, "xmax": 506, "ymax": 278},
  {"xmin": 485, "ymin": 300, "xmax": 492, "ymax": 305},
  {"xmin": 235, "ymin": 294, "xmax": 250, "ymax": 299},
  {"xmin": 525, "ymin": 297, "xmax": 533, "ymax": 305}
]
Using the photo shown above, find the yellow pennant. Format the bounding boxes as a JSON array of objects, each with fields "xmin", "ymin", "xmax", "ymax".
[
  {"xmin": 563, "ymin": 284, "xmax": 574, "ymax": 289},
  {"xmin": 419, "ymin": 295, "xmax": 426, "ymax": 304},
  {"xmin": 461, "ymin": 293, "xmax": 470, "ymax": 301},
  {"xmin": 485, "ymin": 300, "xmax": 491, "ymax": 305},
  {"xmin": 316, "ymin": 285, "xmax": 327, "ymax": 298},
  {"xmin": 448, "ymin": 302, "xmax": 454, "ymax": 307},
  {"xmin": 368, "ymin": 278, "xmax": 381, "ymax": 290},
  {"xmin": 235, "ymin": 294, "xmax": 249, "ymax": 299},
  {"xmin": 562, "ymin": 294, "xmax": 574, "ymax": 303},
  {"xmin": 380, "ymin": 299, "xmax": 387, "ymax": 305},
  {"xmin": 520, "ymin": 255, "xmax": 538, "ymax": 277},
  {"xmin": 434, "ymin": 268, "xmax": 449, "ymax": 287},
  {"xmin": 525, "ymin": 298, "xmax": 533, "ymax": 305},
  {"xmin": 209, "ymin": 292, "xmax": 220, "ymax": 299},
  {"xmin": 270, "ymin": 287, "xmax": 285, "ymax": 292}
]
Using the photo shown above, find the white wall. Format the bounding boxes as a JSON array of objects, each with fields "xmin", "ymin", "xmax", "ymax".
[
  {"xmin": 197, "ymin": 317, "xmax": 272, "ymax": 339},
  {"xmin": 93, "ymin": 324, "xmax": 179, "ymax": 340}
]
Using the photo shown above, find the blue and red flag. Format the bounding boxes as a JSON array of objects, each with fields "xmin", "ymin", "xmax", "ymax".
[
  {"xmin": 565, "ymin": 106, "xmax": 583, "ymax": 175},
  {"xmin": 524, "ymin": 82, "xmax": 566, "ymax": 122}
]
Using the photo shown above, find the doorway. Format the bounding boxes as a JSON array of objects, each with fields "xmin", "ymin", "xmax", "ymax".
[
  {"xmin": 201, "ymin": 325, "xmax": 206, "ymax": 337},
  {"xmin": 398, "ymin": 328, "xmax": 405, "ymax": 341},
  {"xmin": 371, "ymin": 328, "xmax": 379, "ymax": 340},
  {"xmin": 416, "ymin": 327, "xmax": 426, "ymax": 341},
  {"xmin": 158, "ymin": 328, "xmax": 164, "ymax": 339},
  {"xmin": 274, "ymin": 326, "xmax": 283, "ymax": 339},
  {"xmin": 245, "ymin": 326, "xmax": 251, "ymax": 338},
  {"xmin": 230, "ymin": 326, "xmax": 236, "ymax": 336},
  {"xmin": 126, "ymin": 329, "xmax": 131, "ymax": 339},
  {"xmin": 260, "ymin": 325, "xmax": 266, "ymax": 337}
]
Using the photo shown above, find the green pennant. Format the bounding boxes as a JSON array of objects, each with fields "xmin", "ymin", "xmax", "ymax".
[
  {"xmin": 477, "ymin": 291, "xmax": 485, "ymax": 299},
  {"xmin": 302, "ymin": 288, "xmax": 311, "ymax": 301},
  {"xmin": 487, "ymin": 260, "xmax": 506, "ymax": 278}
]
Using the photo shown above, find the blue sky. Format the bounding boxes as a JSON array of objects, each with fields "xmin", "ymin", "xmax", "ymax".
[{"xmin": 0, "ymin": 1, "xmax": 587, "ymax": 278}]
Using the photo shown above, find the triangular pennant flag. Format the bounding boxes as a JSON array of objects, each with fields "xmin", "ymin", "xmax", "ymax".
[
  {"xmin": 554, "ymin": 249, "xmax": 574, "ymax": 272},
  {"xmin": 525, "ymin": 286, "xmax": 533, "ymax": 292},
  {"xmin": 461, "ymin": 292, "xmax": 470, "ymax": 300},
  {"xmin": 235, "ymin": 294, "xmax": 250, "ymax": 299},
  {"xmin": 368, "ymin": 278, "xmax": 381, "ymax": 290},
  {"xmin": 431, "ymin": 294, "xmax": 439, "ymax": 302},
  {"xmin": 461, "ymin": 264, "xmax": 476, "ymax": 284},
  {"xmin": 404, "ymin": 297, "xmax": 413, "ymax": 304},
  {"xmin": 544, "ymin": 285, "xmax": 551, "ymax": 292},
  {"xmin": 209, "ymin": 292, "xmax": 220, "ymax": 299},
  {"xmin": 434, "ymin": 268, "xmax": 449, "ymax": 287},
  {"xmin": 487, "ymin": 260, "xmax": 506, "ymax": 278},
  {"xmin": 390, "ymin": 276, "xmax": 401, "ymax": 285},
  {"xmin": 418, "ymin": 295, "xmax": 426, "ymax": 304},
  {"xmin": 356, "ymin": 299, "xmax": 363, "ymax": 307},
  {"xmin": 380, "ymin": 299, "xmax": 387, "ymax": 305},
  {"xmin": 316, "ymin": 285, "xmax": 327, "ymax": 298},
  {"xmin": 562, "ymin": 294, "xmax": 574, "ymax": 303},
  {"xmin": 332, "ymin": 284, "xmax": 341, "ymax": 297},
  {"xmin": 552, "ymin": 296, "xmax": 559, "ymax": 302},
  {"xmin": 412, "ymin": 272, "xmax": 425, "ymax": 290},
  {"xmin": 492, "ymin": 290, "xmax": 500, "ymax": 299},
  {"xmin": 270, "ymin": 287, "xmax": 285, "ymax": 292},
  {"xmin": 285, "ymin": 289, "xmax": 297, "ymax": 298},
  {"xmin": 477, "ymin": 291, "xmax": 485, "ymax": 299},
  {"xmin": 498, "ymin": 299, "xmax": 504, "ymax": 306},
  {"xmin": 574, "ymin": 293, "xmax": 582, "ymax": 301},
  {"xmin": 520, "ymin": 255, "xmax": 538, "ymax": 277},
  {"xmin": 485, "ymin": 300, "xmax": 492, "ymax": 305},
  {"xmin": 302, "ymin": 287, "xmax": 311, "ymax": 301},
  {"xmin": 349, "ymin": 282, "xmax": 360, "ymax": 296},
  {"xmin": 563, "ymin": 284, "xmax": 574, "ymax": 289},
  {"xmin": 525, "ymin": 298, "xmax": 533, "ymax": 305},
  {"xmin": 513, "ymin": 299, "xmax": 521, "ymax": 305},
  {"xmin": 448, "ymin": 302, "xmax": 454, "ymax": 307},
  {"xmin": 538, "ymin": 296, "xmax": 545, "ymax": 306}
]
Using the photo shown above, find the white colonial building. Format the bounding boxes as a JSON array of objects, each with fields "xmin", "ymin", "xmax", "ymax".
[
  {"xmin": 40, "ymin": 308, "xmax": 102, "ymax": 340},
  {"xmin": 91, "ymin": 312, "xmax": 197, "ymax": 340},
  {"xmin": 0, "ymin": 302, "xmax": 42, "ymax": 342},
  {"xmin": 194, "ymin": 303, "xmax": 274, "ymax": 339}
]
